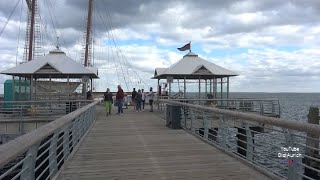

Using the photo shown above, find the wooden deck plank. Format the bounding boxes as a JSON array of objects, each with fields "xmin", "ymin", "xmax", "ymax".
[{"xmin": 57, "ymin": 105, "xmax": 272, "ymax": 180}]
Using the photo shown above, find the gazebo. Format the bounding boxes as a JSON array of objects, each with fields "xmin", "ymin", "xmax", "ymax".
[
  {"xmin": 1, "ymin": 48, "xmax": 99, "ymax": 100},
  {"xmin": 152, "ymin": 52, "xmax": 238, "ymax": 100}
]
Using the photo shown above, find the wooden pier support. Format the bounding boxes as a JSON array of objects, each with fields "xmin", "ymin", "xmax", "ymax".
[{"xmin": 303, "ymin": 106, "xmax": 320, "ymax": 179}]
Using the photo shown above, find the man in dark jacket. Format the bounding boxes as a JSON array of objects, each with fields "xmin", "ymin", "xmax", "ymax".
[
  {"xmin": 116, "ymin": 85, "xmax": 124, "ymax": 114},
  {"xmin": 104, "ymin": 88, "xmax": 113, "ymax": 115},
  {"xmin": 131, "ymin": 88, "xmax": 137, "ymax": 110}
]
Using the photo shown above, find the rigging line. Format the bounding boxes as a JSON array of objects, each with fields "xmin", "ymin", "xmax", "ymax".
[
  {"xmin": 47, "ymin": 0, "xmax": 71, "ymax": 55},
  {"xmin": 97, "ymin": 0, "xmax": 138, "ymax": 88},
  {"xmin": 102, "ymin": 13, "xmax": 144, "ymax": 90},
  {"xmin": 0, "ymin": 0, "xmax": 21, "ymax": 37},
  {"xmin": 37, "ymin": 4, "xmax": 46, "ymax": 55},
  {"xmin": 44, "ymin": 0, "xmax": 58, "ymax": 40},
  {"xmin": 95, "ymin": 7, "xmax": 129, "ymax": 91},
  {"xmin": 103, "ymin": 7, "xmax": 149, "ymax": 88},
  {"xmin": 15, "ymin": 0, "xmax": 23, "ymax": 66},
  {"xmin": 110, "ymin": 42, "xmax": 121, "ymax": 85},
  {"xmin": 99, "ymin": 5, "xmax": 132, "ymax": 90}
]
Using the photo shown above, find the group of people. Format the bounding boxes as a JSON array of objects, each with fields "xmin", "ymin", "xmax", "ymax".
[
  {"xmin": 103, "ymin": 85, "xmax": 154, "ymax": 115},
  {"xmin": 131, "ymin": 87, "xmax": 154, "ymax": 112}
]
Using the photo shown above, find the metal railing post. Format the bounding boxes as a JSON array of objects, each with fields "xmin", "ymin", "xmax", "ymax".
[
  {"xmin": 245, "ymin": 123, "xmax": 254, "ymax": 161},
  {"xmin": 21, "ymin": 144, "xmax": 39, "ymax": 180},
  {"xmin": 219, "ymin": 114, "xmax": 227, "ymax": 148},
  {"xmin": 49, "ymin": 132, "xmax": 59, "ymax": 176},
  {"xmin": 63, "ymin": 127, "xmax": 71, "ymax": 161},
  {"xmin": 203, "ymin": 112, "xmax": 209, "ymax": 139},
  {"xmin": 190, "ymin": 109, "xmax": 195, "ymax": 133},
  {"xmin": 283, "ymin": 128, "xmax": 302, "ymax": 180}
]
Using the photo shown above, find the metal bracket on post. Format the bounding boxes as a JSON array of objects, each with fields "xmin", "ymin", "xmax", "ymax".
[
  {"xmin": 203, "ymin": 112, "xmax": 209, "ymax": 139},
  {"xmin": 180, "ymin": 107, "xmax": 185, "ymax": 128},
  {"xmin": 21, "ymin": 144, "xmax": 39, "ymax": 180},
  {"xmin": 190, "ymin": 109, "xmax": 195, "ymax": 133},
  {"xmin": 79, "ymin": 113, "xmax": 85, "ymax": 139},
  {"xmin": 49, "ymin": 131, "xmax": 59, "ymax": 177},
  {"xmin": 219, "ymin": 114, "xmax": 227, "ymax": 148},
  {"xmin": 245, "ymin": 123, "xmax": 254, "ymax": 161},
  {"xmin": 283, "ymin": 128, "xmax": 302, "ymax": 180},
  {"xmin": 63, "ymin": 126, "xmax": 71, "ymax": 161}
]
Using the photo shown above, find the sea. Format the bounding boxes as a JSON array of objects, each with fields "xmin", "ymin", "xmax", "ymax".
[{"xmin": 229, "ymin": 92, "xmax": 320, "ymax": 122}]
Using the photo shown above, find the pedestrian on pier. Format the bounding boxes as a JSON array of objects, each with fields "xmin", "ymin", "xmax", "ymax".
[
  {"xmin": 86, "ymin": 90, "xmax": 93, "ymax": 100},
  {"xmin": 104, "ymin": 88, "xmax": 113, "ymax": 116},
  {"xmin": 116, "ymin": 85, "xmax": 124, "ymax": 114},
  {"xmin": 136, "ymin": 89, "xmax": 142, "ymax": 112},
  {"xmin": 141, "ymin": 89, "xmax": 146, "ymax": 111},
  {"xmin": 131, "ymin": 88, "xmax": 137, "ymax": 110},
  {"xmin": 147, "ymin": 87, "xmax": 154, "ymax": 112}
]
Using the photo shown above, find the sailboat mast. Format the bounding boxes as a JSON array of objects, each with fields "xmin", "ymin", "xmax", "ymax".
[
  {"xmin": 28, "ymin": 0, "xmax": 36, "ymax": 61},
  {"xmin": 84, "ymin": 0, "xmax": 93, "ymax": 67}
]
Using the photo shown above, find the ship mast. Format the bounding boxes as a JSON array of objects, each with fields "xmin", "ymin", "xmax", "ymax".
[
  {"xmin": 82, "ymin": 0, "xmax": 94, "ymax": 94},
  {"xmin": 84, "ymin": 0, "xmax": 93, "ymax": 67},
  {"xmin": 26, "ymin": 0, "xmax": 36, "ymax": 61}
]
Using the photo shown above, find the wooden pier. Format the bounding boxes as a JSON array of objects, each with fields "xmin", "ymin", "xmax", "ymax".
[{"xmin": 57, "ymin": 105, "xmax": 271, "ymax": 180}]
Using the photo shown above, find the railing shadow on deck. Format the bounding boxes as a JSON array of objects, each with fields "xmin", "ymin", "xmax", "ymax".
[
  {"xmin": 157, "ymin": 99, "xmax": 320, "ymax": 180},
  {"xmin": 0, "ymin": 101, "xmax": 98, "ymax": 180}
]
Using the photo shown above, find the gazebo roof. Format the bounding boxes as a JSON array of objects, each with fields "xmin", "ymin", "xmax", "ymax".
[
  {"xmin": 1, "ymin": 49, "xmax": 99, "ymax": 79},
  {"xmin": 152, "ymin": 52, "xmax": 238, "ymax": 79}
]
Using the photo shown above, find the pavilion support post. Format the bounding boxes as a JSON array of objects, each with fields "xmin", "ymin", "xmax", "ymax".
[
  {"xmin": 198, "ymin": 77, "xmax": 201, "ymax": 105},
  {"xmin": 12, "ymin": 76, "xmax": 15, "ymax": 101},
  {"xmin": 209, "ymin": 79, "xmax": 212, "ymax": 95},
  {"xmin": 157, "ymin": 78, "xmax": 160, "ymax": 110},
  {"xmin": 213, "ymin": 77, "xmax": 216, "ymax": 99},
  {"xmin": 30, "ymin": 75, "xmax": 33, "ymax": 100},
  {"xmin": 168, "ymin": 79, "xmax": 171, "ymax": 99},
  {"xmin": 49, "ymin": 76, "xmax": 52, "ymax": 100},
  {"xmin": 19, "ymin": 77, "xmax": 21, "ymax": 101},
  {"xmin": 227, "ymin": 77, "xmax": 230, "ymax": 99},
  {"xmin": 157, "ymin": 79, "xmax": 160, "ymax": 97},
  {"xmin": 90, "ymin": 78, "xmax": 93, "ymax": 92},
  {"xmin": 24, "ymin": 77, "xmax": 27, "ymax": 100},
  {"xmin": 220, "ymin": 78, "xmax": 223, "ymax": 99},
  {"xmin": 219, "ymin": 78, "xmax": 223, "ymax": 107},
  {"xmin": 205, "ymin": 79, "xmax": 207, "ymax": 98},
  {"xmin": 34, "ymin": 78, "xmax": 36, "ymax": 100},
  {"xmin": 184, "ymin": 76, "xmax": 186, "ymax": 99},
  {"xmin": 67, "ymin": 76, "xmax": 70, "ymax": 98}
]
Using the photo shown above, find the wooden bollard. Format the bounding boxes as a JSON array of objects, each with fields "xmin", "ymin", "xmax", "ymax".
[{"xmin": 303, "ymin": 106, "xmax": 320, "ymax": 179}]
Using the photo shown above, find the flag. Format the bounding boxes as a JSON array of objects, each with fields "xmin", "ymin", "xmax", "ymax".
[{"xmin": 177, "ymin": 42, "xmax": 191, "ymax": 51}]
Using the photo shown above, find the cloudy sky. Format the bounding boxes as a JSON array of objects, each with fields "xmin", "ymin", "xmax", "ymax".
[{"xmin": 1, "ymin": 0, "xmax": 320, "ymax": 93}]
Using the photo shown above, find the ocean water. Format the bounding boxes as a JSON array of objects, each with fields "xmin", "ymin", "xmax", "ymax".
[{"xmin": 229, "ymin": 92, "xmax": 320, "ymax": 122}]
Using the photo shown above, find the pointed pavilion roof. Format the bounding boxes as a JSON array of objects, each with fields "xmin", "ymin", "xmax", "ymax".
[
  {"xmin": 152, "ymin": 52, "xmax": 238, "ymax": 79},
  {"xmin": 1, "ymin": 49, "xmax": 99, "ymax": 79}
]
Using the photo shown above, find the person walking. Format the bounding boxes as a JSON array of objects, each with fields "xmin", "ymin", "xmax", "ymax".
[
  {"xmin": 86, "ymin": 90, "xmax": 93, "ymax": 100},
  {"xmin": 136, "ymin": 89, "xmax": 142, "ymax": 112},
  {"xmin": 141, "ymin": 89, "xmax": 146, "ymax": 111},
  {"xmin": 131, "ymin": 88, "xmax": 137, "ymax": 110},
  {"xmin": 147, "ymin": 87, "xmax": 154, "ymax": 112},
  {"xmin": 116, "ymin": 85, "xmax": 124, "ymax": 114},
  {"xmin": 104, "ymin": 88, "xmax": 113, "ymax": 116}
]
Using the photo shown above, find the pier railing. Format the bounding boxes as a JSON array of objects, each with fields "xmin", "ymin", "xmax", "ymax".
[
  {"xmin": 158, "ymin": 99, "xmax": 320, "ymax": 180},
  {"xmin": 0, "ymin": 100, "xmax": 93, "ymax": 134},
  {"xmin": 158, "ymin": 97, "xmax": 280, "ymax": 117},
  {"xmin": 0, "ymin": 101, "xmax": 98, "ymax": 180}
]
